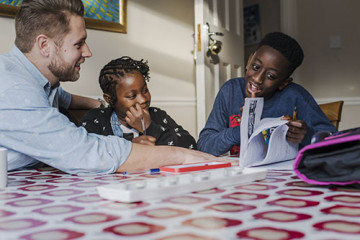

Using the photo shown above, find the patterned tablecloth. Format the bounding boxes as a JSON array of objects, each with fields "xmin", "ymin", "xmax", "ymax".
[{"xmin": 1, "ymin": 166, "xmax": 360, "ymax": 240}]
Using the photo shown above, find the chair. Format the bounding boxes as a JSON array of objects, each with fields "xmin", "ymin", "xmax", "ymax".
[
  {"xmin": 60, "ymin": 107, "xmax": 90, "ymax": 125},
  {"xmin": 318, "ymin": 100, "xmax": 344, "ymax": 130}
]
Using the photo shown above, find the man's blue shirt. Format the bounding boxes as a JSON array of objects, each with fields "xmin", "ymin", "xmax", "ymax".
[{"xmin": 0, "ymin": 46, "xmax": 132, "ymax": 174}]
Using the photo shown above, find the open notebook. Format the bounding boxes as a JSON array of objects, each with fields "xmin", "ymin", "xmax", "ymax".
[{"xmin": 239, "ymin": 97, "xmax": 298, "ymax": 169}]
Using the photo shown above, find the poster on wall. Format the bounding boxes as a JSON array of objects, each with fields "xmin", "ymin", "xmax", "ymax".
[
  {"xmin": 244, "ymin": 4, "xmax": 261, "ymax": 46},
  {"xmin": 0, "ymin": 0, "xmax": 126, "ymax": 33}
]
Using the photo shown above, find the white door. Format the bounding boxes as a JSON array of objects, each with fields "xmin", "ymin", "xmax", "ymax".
[{"xmin": 194, "ymin": 0, "xmax": 245, "ymax": 135}]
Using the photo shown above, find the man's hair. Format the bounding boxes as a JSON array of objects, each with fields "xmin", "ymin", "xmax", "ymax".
[
  {"xmin": 256, "ymin": 32, "xmax": 304, "ymax": 74},
  {"xmin": 15, "ymin": 0, "xmax": 84, "ymax": 53},
  {"xmin": 99, "ymin": 56, "xmax": 150, "ymax": 107}
]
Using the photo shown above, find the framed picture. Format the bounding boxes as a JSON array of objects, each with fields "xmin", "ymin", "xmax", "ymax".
[
  {"xmin": 243, "ymin": 4, "xmax": 261, "ymax": 46},
  {"xmin": 0, "ymin": 0, "xmax": 127, "ymax": 33}
]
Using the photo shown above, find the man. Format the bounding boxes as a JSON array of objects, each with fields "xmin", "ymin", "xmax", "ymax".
[
  {"xmin": 0, "ymin": 0, "xmax": 219, "ymax": 174},
  {"xmin": 197, "ymin": 32, "xmax": 337, "ymax": 156}
]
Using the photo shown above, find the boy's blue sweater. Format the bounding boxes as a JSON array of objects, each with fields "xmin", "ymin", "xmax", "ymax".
[{"xmin": 197, "ymin": 78, "xmax": 337, "ymax": 156}]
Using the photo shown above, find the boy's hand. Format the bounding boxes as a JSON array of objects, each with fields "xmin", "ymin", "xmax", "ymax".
[
  {"xmin": 125, "ymin": 103, "xmax": 151, "ymax": 133},
  {"xmin": 132, "ymin": 135, "xmax": 156, "ymax": 146},
  {"xmin": 286, "ymin": 120, "xmax": 307, "ymax": 143},
  {"xmin": 281, "ymin": 115, "xmax": 308, "ymax": 143}
]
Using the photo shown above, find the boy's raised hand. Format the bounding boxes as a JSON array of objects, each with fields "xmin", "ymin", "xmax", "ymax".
[
  {"xmin": 281, "ymin": 115, "xmax": 308, "ymax": 143},
  {"xmin": 125, "ymin": 103, "xmax": 152, "ymax": 133}
]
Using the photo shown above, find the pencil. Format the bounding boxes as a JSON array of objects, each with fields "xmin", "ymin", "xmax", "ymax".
[
  {"xmin": 292, "ymin": 106, "xmax": 297, "ymax": 121},
  {"xmin": 141, "ymin": 117, "xmax": 146, "ymax": 135}
]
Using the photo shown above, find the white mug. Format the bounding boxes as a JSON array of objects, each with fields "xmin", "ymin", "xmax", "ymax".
[{"xmin": 0, "ymin": 148, "xmax": 8, "ymax": 188}]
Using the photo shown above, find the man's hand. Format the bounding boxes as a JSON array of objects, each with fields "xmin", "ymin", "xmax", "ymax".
[
  {"xmin": 132, "ymin": 135, "xmax": 156, "ymax": 146},
  {"xmin": 125, "ymin": 103, "xmax": 151, "ymax": 133},
  {"xmin": 217, "ymin": 157, "xmax": 240, "ymax": 166},
  {"xmin": 117, "ymin": 144, "xmax": 220, "ymax": 172},
  {"xmin": 281, "ymin": 115, "xmax": 307, "ymax": 143}
]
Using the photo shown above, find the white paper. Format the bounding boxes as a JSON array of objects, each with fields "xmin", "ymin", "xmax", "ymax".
[
  {"xmin": 239, "ymin": 98, "xmax": 298, "ymax": 168},
  {"xmin": 239, "ymin": 98, "xmax": 263, "ymax": 167},
  {"xmin": 252, "ymin": 159, "xmax": 294, "ymax": 170}
]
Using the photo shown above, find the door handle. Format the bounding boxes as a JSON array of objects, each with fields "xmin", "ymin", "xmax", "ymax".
[{"xmin": 206, "ymin": 23, "xmax": 224, "ymax": 55}]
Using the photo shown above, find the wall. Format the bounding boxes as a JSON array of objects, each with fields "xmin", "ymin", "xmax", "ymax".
[
  {"xmin": 295, "ymin": 0, "xmax": 360, "ymax": 130},
  {"xmin": 0, "ymin": 0, "xmax": 198, "ymax": 137}
]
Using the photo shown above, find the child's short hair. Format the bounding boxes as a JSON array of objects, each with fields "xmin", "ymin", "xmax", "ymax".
[
  {"xmin": 99, "ymin": 56, "xmax": 150, "ymax": 107},
  {"xmin": 257, "ymin": 32, "xmax": 304, "ymax": 74}
]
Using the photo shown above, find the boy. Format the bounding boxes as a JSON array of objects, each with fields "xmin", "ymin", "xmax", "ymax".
[
  {"xmin": 79, "ymin": 56, "xmax": 197, "ymax": 149},
  {"xmin": 197, "ymin": 32, "xmax": 336, "ymax": 156}
]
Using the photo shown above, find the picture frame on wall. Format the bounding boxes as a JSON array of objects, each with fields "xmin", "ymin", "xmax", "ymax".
[
  {"xmin": 0, "ymin": 0, "xmax": 127, "ymax": 33},
  {"xmin": 243, "ymin": 4, "xmax": 261, "ymax": 46}
]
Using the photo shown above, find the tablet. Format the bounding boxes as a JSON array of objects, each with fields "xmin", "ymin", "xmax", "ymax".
[{"xmin": 160, "ymin": 161, "xmax": 231, "ymax": 173}]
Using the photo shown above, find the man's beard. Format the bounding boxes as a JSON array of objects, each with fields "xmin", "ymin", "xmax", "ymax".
[{"xmin": 48, "ymin": 55, "xmax": 79, "ymax": 82}]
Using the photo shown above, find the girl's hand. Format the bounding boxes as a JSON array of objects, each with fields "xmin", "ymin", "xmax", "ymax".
[
  {"xmin": 132, "ymin": 135, "xmax": 156, "ymax": 146},
  {"xmin": 125, "ymin": 103, "xmax": 151, "ymax": 132}
]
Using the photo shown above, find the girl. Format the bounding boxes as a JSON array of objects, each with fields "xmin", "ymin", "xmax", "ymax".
[{"xmin": 79, "ymin": 56, "xmax": 197, "ymax": 149}]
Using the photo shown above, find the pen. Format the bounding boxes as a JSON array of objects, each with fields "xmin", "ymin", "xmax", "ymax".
[
  {"xmin": 149, "ymin": 168, "xmax": 160, "ymax": 173},
  {"xmin": 141, "ymin": 117, "xmax": 146, "ymax": 135},
  {"xmin": 292, "ymin": 106, "xmax": 297, "ymax": 121},
  {"xmin": 123, "ymin": 169, "xmax": 160, "ymax": 175}
]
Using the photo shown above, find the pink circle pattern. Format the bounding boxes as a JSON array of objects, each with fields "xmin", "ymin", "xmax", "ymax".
[{"xmin": 0, "ymin": 168, "xmax": 359, "ymax": 239}]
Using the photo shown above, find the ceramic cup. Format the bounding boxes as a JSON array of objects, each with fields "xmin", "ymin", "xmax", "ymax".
[{"xmin": 0, "ymin": 148, "xmax": 8, "ymax": 188}]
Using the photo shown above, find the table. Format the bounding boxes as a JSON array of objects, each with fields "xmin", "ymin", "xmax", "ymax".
[{"xmin": 1, "ymin": 166, "xmax": 360, "ymax": 240}]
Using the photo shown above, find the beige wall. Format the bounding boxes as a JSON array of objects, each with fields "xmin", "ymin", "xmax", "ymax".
[
  {"xmin": 295, "ymin": 0, "xmax": 360, "ymax": 130},
  {"xmin": 0, "ymin": 0, "xmax": 198, "ymax": 137}
]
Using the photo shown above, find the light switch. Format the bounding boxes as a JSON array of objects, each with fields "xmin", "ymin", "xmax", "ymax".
[{"xmin": 329, "ymin": 35, "xmax": 342, "ymax": 49}]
